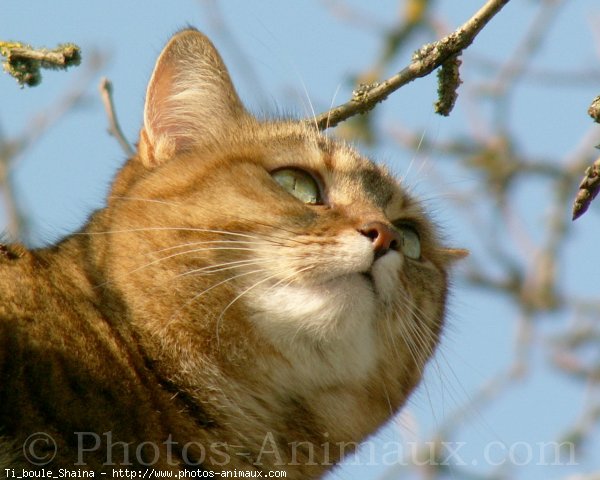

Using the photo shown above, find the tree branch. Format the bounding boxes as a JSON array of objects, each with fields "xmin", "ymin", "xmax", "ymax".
[
  {"xmin": 309, "ymin": 0, "xmax": 512, "ymax": 130},
  {"xmin": 98, "ymin": 77, "xmax": 135, "ymax": 157},
  {"xmin": 572, "ymin": 155, "xmax": 600, "ymax": 220},
  {"xmin": 0, "ymin": 51, "xmax": 104, "ymax": 242},
  {"xmin": 572, "ymin": 95, "xmax": 600, "ymax": 220},
  {"xmin": 0, "ymin": 41, "xmax": 81, "ymax": 87}
]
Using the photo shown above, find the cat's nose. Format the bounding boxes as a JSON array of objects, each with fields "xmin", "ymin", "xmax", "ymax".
[{"xmin": 359, "ymin": 221, "xmax": 402, "ymax": 260}]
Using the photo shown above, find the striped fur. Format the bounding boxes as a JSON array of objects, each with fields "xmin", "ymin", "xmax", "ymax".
[{"xmin": 0, "ymin": 29, "xmax": 463, "ymax": 478}]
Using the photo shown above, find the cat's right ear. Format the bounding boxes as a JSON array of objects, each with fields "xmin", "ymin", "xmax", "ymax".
[{"xmin": 138, "ymin": 28, "xmax": 248, "ymax": 168}]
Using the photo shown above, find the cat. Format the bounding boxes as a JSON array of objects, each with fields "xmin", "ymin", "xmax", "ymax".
[{"xmin": 0, "ymin": 28, "xmax": 464, "ymax": 478}]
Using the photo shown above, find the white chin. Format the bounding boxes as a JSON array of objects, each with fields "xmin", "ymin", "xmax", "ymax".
[
  {"xmin": 248, "ymin": 252, "xmax": 404, "ymax": 345},
  {"xmin": 248, "ymin": 274, "xmax": 379, "ymax": 384},
  {"xmin": 249, "ymin": 273, "xmax": 377, "ymax": 343}
]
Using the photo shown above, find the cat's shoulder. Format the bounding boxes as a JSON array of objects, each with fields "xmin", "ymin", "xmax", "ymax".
[
  {"xmin": 0, "ymin": 242, "xmax": 26, "ymax": 263},
  {"xmin": 0, "ymin": 242, "xmax": 33, "ymax": 310}
]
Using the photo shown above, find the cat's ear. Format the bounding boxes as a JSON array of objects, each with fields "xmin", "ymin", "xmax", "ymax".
[
  {"xmin": 438, "ymin": 248, "xmax": 469, "ymax": 264},
  {"xmin": 138, "ymin": 28, "xmax": 247, "ymax": 168}
]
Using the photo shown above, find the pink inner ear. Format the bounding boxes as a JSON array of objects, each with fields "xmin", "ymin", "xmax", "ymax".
[
  {"xmin": 138, "ymin": 29, "xmax": 249, "ymax": 168},
  {"xmin": 140, "ymin": 53, "xmax": 197, "ymax": 167},
  {"xmin": 144, "ymin": 61, "xmax": 180, "ymax": 144}
]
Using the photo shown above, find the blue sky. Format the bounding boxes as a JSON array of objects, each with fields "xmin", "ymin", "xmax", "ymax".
[{"xmin": 2, "ymin": 1, "xmax": 600, "ymax": 479}]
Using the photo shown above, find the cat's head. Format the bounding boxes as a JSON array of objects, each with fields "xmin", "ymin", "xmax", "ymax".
[{"xmin": 101, "ymin": 29, "xmax": 464, "ymax": 399}]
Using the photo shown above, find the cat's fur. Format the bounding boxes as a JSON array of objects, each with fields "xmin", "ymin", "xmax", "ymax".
[{"xmin": 0, "ymin": 29, "xmax": 463, "ymax": 478}]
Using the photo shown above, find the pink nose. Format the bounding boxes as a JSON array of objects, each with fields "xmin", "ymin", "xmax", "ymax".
[{"xmin": 359, "ymin": 221, "xmax": 402, "ymax": 260}]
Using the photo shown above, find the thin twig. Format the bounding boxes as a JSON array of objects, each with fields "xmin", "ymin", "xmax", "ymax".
[
  {"xmin": 199, "ymin": 0, "xmax": 270, "ymax": 108},
  {"xmin": 98, "ymin": 77, "xmax": 135, "ymax": 158},
  {"xmin": 468, "ymin": 55, "xmax": 600, "ymax": 87},
  {"xmin": 0, "ymin": 152, "xmax": 26, "ymax": 239},
  {"xmin": 309, "ymin": 0, "xmax": 512, "ymax": 130},
  {"xmin": 483, "ymin": 0, "xmax": 563, "ymax": 97},
  {"xmin": 0, "ymin": 51, "xmax": 105, "ymax": 242}
]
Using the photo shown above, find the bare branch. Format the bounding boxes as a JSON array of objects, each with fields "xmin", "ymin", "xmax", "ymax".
[
  {"xmin": 0, "ymin": 40, "xmax": 81, "ymax": 87},
  {"xmin": 0, "ymin": 51, "xmax": 104, "ymax": 241},
  {"xmin": 481, "ymin": 0, "xmax": 563, "ymax": 97},
  {"xmin": 309, "ymin": 0, "xmax": 512, "ymax": 130},
  {"xmin": 98, "ymin": 77, "xmax": 135, "ymax": 158},
  {"xmin": 0, "ymin": 150, "xmax": 27, "ymax": 238},
  {"xmin": 199, "ymin": 0, "xmax": 270, "ymax": 108}
]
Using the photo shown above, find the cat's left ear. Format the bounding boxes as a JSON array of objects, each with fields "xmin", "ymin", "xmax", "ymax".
[
  {"xmin": 438, "ymin": 248, "xmax": 469, "ymax": 264},
  {"xmin": 138, "ymin": 28, "xmax": 248, "ymax": 168}
]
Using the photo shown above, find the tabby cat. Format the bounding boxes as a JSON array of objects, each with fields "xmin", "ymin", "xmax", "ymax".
[{"xmin": 0, "ymin": 29, "xmax": 464, "ymax": 478}]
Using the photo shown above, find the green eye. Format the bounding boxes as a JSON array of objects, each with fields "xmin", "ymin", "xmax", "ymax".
[
  {"xmin": 271, "ymin": 168, "xmax": 321, "ymax": 205},
  {"xmin": 396, "ymin": 224, "xmax": 421, "ymax": 260}
]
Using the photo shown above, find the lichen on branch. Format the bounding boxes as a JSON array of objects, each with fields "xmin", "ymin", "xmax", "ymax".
[
  {"xmin": 434, "ymin": 55, "xmax": 462, "ymax": 116},
  {"xmin": 0, "ymin": 40, "xmax": 81, "ymax": 87},
  {"xmin": 308, "ymin": 0, "xmax": 512, "ymax": 130}
]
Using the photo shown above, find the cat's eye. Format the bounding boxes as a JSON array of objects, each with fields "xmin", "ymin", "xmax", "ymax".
[
  {"xmin": 395, "ymin": 224, "xmax": 421, "ymax": 260},
  {"xmin": 271, "ymin": 168, "xmax": 321, "ymax": 205}
]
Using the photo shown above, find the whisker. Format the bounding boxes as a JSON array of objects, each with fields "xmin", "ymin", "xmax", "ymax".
[
  {"xmin": 150, "ymin": 239, "xmax": 277, "ymax": 255},
  {"xmin": 176, "ymin": 258, "xmax": 280, "ymax": 277},
  {"xmin": 214, "ymin": 266, "xmax": 304, "ymax": 346},
  {"xmin": 122, "ymin": 246, "xmax": 258, "ymax": 277},
  {"xmin": 326, "ymin": 83, "xmax": 342, "ymax": 131},
  {"xmin": 263, "ymin": 264, "xmax": 316, "ymax": 293},
  {"xmin": 297, "ymin": 76, "xmax": 318, "ymax": 131},
  {"xmin": 78, "ymin": 226, "xmax": 279, "ymax": 240},
  {"xmin": 170, "ymin": 268, "xmax": 269, "ymax": 325},
  {"xmin": 388, "ymin": 287, "xmax": 456, "ymax": 430},
  {"xmin": 108, "ymin": 196, "xmax": 183, "ymax": 208},
  {"xmin": 80, "ymin": 224, "xmax": 312, "ymax": 246}
]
